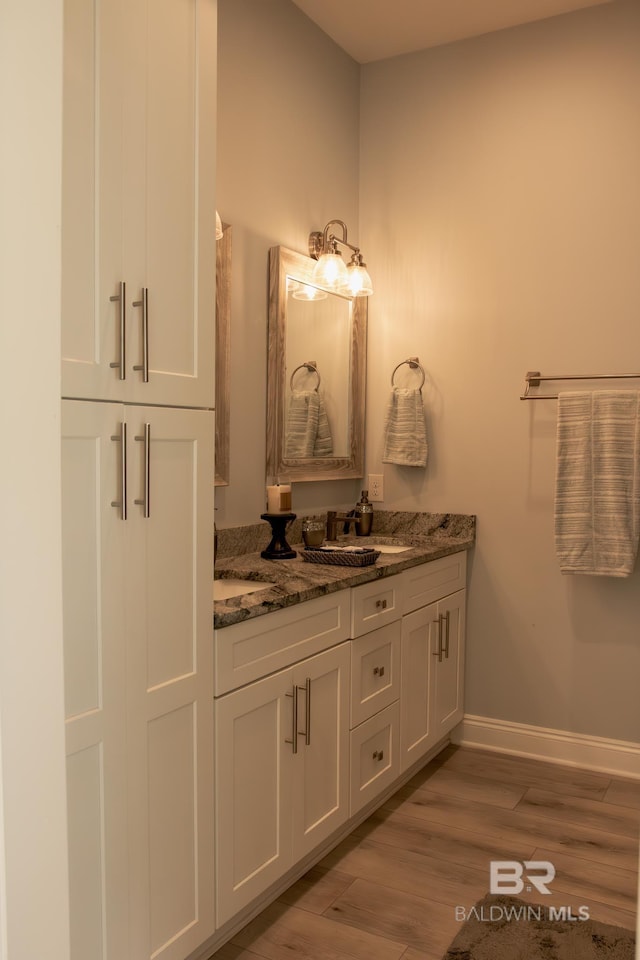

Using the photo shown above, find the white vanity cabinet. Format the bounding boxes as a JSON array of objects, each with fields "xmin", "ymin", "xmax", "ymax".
[
  {"xmin": 214, "ymin": 596, "xmax": 350, "ymax": 926},
  {"xmin": 212, "ymin": 549, "xmax": 468, "ymax": 940},
  {"xmin": 61, "ymin": 0, "xmax": 216, "ymax": 409},
  {"xmin": 61, "ymin": 400, "xmax": 215, "ymax": 960},
  {"xmin": 400, "ymin": 553, "xmax": 467, "ymax": 772}
]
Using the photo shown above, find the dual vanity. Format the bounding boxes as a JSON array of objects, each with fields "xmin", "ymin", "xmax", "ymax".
[{"xmin": 211, "ymin": 512, "xmax": 475, "ymax": 937}]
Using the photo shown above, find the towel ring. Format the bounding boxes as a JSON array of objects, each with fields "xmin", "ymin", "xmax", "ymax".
[
  {"xmin": 290, "ymin": 361, "xmax": 321, "ymax": 392},
  {"xmin": 391, "ymin": 357, "xmax": 426, "ymax": 390}
]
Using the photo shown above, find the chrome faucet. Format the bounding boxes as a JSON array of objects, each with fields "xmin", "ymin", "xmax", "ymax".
[{"xmin": 326, "ymin": 510, "xmax": 360, "ymax": 541}]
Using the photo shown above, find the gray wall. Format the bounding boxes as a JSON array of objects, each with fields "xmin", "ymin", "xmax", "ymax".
[{"xmin": 360, "ymin": 0, "xmax": 640, "ymax": 742}]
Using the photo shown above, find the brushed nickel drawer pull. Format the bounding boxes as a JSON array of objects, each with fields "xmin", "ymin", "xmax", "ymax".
[
  {"xmin": 285, "ymin": 685, "xmax": 299, "ymax": 754},
  {"xmin": 443, "ymin": 610, "xmax": 450, "ymax": 659},
  {"xmin": 132, "ymin": 287, "xmax": 149, "ymax": 382},
  {"xmin": 432, "ymin": 617, "xmax": 443, "ymax": 662},
  {"xmin": 109, "ymin": 281, "xmax": 126, "ymax": 380},
  {"xmin": 303, "ymin": 677, "xmax": 311, "ymax": 746},
  {"xmin": 372, "ymin": 749, "xmax": 384, "ymax": 762},
  {"xmin": 373, "ymin": 666, "xmax": 385, "ymax": 677},
  {"xmin": 110, "ymin": 421, "xmax": 127, "ymax": 520},
  {"xmin": 134, "ymin": 423, "xmax": 151, "ymax": 518}
]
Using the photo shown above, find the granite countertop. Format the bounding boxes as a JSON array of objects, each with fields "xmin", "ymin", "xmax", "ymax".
[{"xmin": 214, "ymin": 512, "xmax": 475, "ymax": 630}]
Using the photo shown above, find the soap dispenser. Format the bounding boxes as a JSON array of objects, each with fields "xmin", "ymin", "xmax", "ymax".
[{"xmin": 355, "ymin": 490, "xmax": 373, "ymax": 537}]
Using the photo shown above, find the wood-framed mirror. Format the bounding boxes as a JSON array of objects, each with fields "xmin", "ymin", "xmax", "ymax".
[
  {"xmin": 266, "ymin": 244, "xmax": 367, "ymax": 482},
  {"xmin": 215, "ymin": 222, "xmax": 231, "ymax": 485}
]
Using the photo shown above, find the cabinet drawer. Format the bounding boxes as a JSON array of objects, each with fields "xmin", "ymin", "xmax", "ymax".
[
  {"xmin": 350, "ymin": 621, "xmax": 400, "ymax": 728},
  {"xmin": 402, "ymin": 551, "xmax": 467, "ymax": 614},
  {"xmin": 350, "ymin": 701, "xmax": 400, "ymax": 817},
  {"xmin": 350, "ymin": 574, "xmax": 403, "ymax": 639},
  {"xmin": 214, "ymin": 591, "xmax": 350, "ymax": 696}
]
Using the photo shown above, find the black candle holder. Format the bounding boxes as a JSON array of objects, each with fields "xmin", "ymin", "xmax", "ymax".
[{"xmin": 260, "ymin": 512, "xmax": 297, "ymax": 560}]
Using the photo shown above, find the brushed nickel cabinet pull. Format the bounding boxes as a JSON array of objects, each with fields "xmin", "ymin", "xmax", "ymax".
[
  {"xmin": 132, "ymin": 287, "xmax": 149, "ymax": 382},
  {"xmin": 110, "ymin": 421, "xmax": 127, "ymax": 520},
  {"xmin": 443, "ymin": 610, "xmax": 450, "ymax": 659},
  {"xmin": 134, "ymin": 423, "xmax": 151, "ymax": 518},
  {"xmin": 372, "ymin": 749, "xmax": 384, "ymax": 762},
  {"xmin": 373, "ymin": 665, "xmax": 385, "ymax": 677},
  {"xmin": 285, "ymin": 685, "xmax": 299, "ymax": 754},
  {"xmin": 109, "ymin": 281, "xmax": 126, "ymax": 379},
  {"xmin": 303, "ymin": 678, "xmax": 311, "ymax": 746},
  {"xmin": 432, "ymin": 617, "xmax": 443, "ymax": 662}
]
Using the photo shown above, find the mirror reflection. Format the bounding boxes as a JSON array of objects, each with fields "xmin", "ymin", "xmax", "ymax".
[
  {"xmin": 267, "ymin": 245, "xmax": 367, "ymax": 482},
  {"xmin": 285, "ymin": 287, "xmax": 351, "ymax": 458}
]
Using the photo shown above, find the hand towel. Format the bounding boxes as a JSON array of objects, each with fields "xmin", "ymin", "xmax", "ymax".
[
  {"xmin": 554, "ymin": 390, "xmax": 640, "ymax": 576},
  {"xmin": 382, "ymin": 387, "xmax": 428, "ymax": 467},
  {"xmin": 313, "ymin": 394, "xmax": 334, "ymax": 457},
  {"xmin": 284, "ymin": 391, "xmax": 333, "ymax": 458}
]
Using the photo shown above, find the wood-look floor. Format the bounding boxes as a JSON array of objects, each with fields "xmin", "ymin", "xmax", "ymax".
[{"xmin": 210, "ymin": 745, "xmax": 640, "ymax": 960}]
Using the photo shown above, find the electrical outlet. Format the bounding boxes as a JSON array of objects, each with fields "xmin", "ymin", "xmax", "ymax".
[{"xmin": 368, "ymin": 473, "xmax": 384, "ymax": 502}]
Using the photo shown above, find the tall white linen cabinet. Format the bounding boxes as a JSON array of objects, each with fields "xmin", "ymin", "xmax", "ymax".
[{"xmin": 60, "ymin": 2, "xmax": 217, "ymax": 959}]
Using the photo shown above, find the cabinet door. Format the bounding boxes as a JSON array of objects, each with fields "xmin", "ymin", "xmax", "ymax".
[
  {"xmin": 291, "ymin": 643, "xmax": 350, "ymax": 861},
  {"xmin": 433, "ymin": 590, "xmax": 466, "ymax": 737},
  {"xmin": 124, "ymin": 0, "xmax": 216, "ymax": 408},
  {"xmin": 400, "ymin": 602, "xmax": 439, "ymax": 773},
  {"xmin": 61, "ymin": 0, "xmax": 216, "ymax": 408},
  {"xmin": 125, "ymin": 406, "xmax": 215, "ymax": 960},
  {"xmin": 215, "ymin": 669, "xmax": 295, "ymax": 927},
  {"xmin": 61, "ymin": 400, "xmax": 129, "ymax": 960},
  {"xmin": 61, "ymin": 0, "xmax": 127, "ymax": 403}
]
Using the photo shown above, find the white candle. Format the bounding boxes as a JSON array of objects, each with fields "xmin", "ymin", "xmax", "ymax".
[
  {"xmin": 266, "ymin": 483, "xmax": 292, "ymax": 513},
  {"xmin": 266, "ymin": 485, "xmax": 280, "ymax": 512}
]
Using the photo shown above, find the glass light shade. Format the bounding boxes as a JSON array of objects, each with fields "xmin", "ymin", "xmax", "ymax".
[
  {"xmin": 215, "ymin": 210, "xmax": 223, "ymax": 240},
  {"xmin": 345, "ymin": 263, "xmax": 373, "ymax": 297},
  {"xmin": 292, "ymin": 283, "xmax": 328, "ymax": 301},
  {"xmin": 311, "ymin": 251, "xmax": 348, "ymax": 290}
]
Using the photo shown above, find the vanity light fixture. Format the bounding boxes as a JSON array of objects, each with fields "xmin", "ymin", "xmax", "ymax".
[
  {"xmin": 308, "ymin": 219, "xmax": 373, "ymax": 297},
  {"xmin": 291, "ymin": 282, "xmax": 328, "ymax": 302}
]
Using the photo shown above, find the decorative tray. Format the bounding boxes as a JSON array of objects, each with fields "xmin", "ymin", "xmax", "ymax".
[{"xmin": 301, "ymin": 547, "xmax": 381, "ymax": 567}]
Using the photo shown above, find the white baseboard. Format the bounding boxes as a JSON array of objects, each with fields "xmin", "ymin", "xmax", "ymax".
[{"xmin": 452, "ymin": 715, "xmax": 640, "ymax": 780}]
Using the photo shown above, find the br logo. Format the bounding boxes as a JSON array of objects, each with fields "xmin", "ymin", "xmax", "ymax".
[{"xmin": 490, "ymin": 860, "xmax": 556, "ymax": 895}]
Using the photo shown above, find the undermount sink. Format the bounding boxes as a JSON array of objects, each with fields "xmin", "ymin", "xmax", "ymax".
[
  {"xmin": 368, "ymin": 542, "xmax": 412, "ymax": 554},
  {"xmin": 213, "ymin": 579, "xmax": 276, "ymax": 601}
]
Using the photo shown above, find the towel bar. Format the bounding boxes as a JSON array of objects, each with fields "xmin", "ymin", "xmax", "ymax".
[{"xmin": 520, "ymin": 370, "xmax": 640, "ymax": 400}]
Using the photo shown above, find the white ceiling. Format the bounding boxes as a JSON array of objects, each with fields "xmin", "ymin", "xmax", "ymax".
[{"xmin": 290, "ymin": 0, "xmax": 614, "ymax": 63}]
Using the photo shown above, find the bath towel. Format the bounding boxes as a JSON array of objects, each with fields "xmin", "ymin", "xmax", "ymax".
[
  {"xmin": 382, "ymin": 387, "xmax": 428, "ymax": 467},
  {"xmin": 284, "ymin": 391, "xmax": 333, "ymax": 458},
  {"xmin": 554, "ymin": 390, "xmax": 640, "ymax": 576}
]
